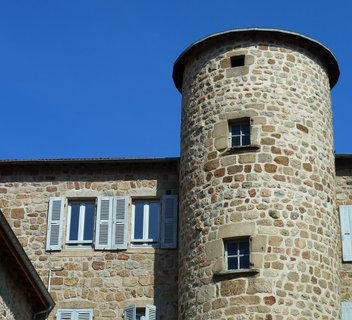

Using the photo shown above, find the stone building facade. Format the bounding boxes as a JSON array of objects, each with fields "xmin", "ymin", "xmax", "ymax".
[
  {"xmin": 0, "ymin": 159, "xmax": 179, "ymax": 319},
  {"xmin": 1, "ymin": 28, "xmax": 352, "ymax": 320},
  {"xmin": 0, "ymin": 209, "xmax": 54, "ymax": 319}
]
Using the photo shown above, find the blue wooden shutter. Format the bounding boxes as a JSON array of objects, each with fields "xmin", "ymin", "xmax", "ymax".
[
  {"xmin": 342, "ymin": 302, "xmax": 352, "ymax": 320},
  {"xmin": 161, "ymin": 195, "xmax": 178, "ymax": 248},
  {"xmin": 340, "ymin": 206, "xmax": 352, "ymax": 261},
  {"xmin": 95, "ymin": 196, "xmax": 113, "ymax": 250},
  {"xmin": 112, "ymin": 196, "xmax": 128, "ymax": 250},
  {"xmin": 124, "ymin": 305, "xmax": 136, "ymax": 320},
  {"xmin": 146, "ymin": 305, "xmax": 157, "ymax": 320},
  {"xmin": 46, "ymin": 197, "xmax": 64, "ymax": 251}
]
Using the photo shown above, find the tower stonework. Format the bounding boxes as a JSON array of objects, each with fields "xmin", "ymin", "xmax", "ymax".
[{"xmin": 173, "ymin": 29, "xmax": 340, "ymax": 319}]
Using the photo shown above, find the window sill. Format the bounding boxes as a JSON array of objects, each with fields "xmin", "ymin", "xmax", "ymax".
[
  {"xmin": 213, "ymin": 268, "xmax": 259, "ymax": 280},
  {"xmin": 222, "ymin": 144, "xmax": 260, "ymax": 155}
]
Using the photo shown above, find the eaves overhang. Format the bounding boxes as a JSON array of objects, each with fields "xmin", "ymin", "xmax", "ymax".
[{"xmin": 173, "ymin": 28, "xmax": 340, "ymax": 92}]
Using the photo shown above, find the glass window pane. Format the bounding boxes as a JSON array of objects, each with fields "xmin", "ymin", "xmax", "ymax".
[
  {"xmin": 239, "ymin": 240, "xmax": 249, "ymax": 254},
  {"xmin": 240, "ymin": 255, "xmax": 250, "ymax": 269},
  {"xmin": 231, "ymin": 124, "xmax": 240, "ymax": 135},
  {"xmin": 241, "ymin": 124, "xmax": 250, "ymax": 135},
  {"xmin": 232, "ymin": 136, "xmax": 241, "ymax": 147},
  {"xmin": 242, "ymin": 134, "xmax": 250, "ymax": 145},
  {"xmin": 83, "ymin": 202, "xmax": 95, "ymax": 241},
  {"xmin": 148, "ymin": 203, "xmax": 160, "ymax": 240},
  {"xmin": 228, "ymin": 257, "xmax": 237, "ymax": 270},
  {"xmin": 136, "ymin": 309, "xmax": 146, "ymax": 320},
  {"xmin": 69, "ymin": 203, "xmax": 80, "ymax": 241},
  {"xmin": 227, "ymin": 241, "xmax": 237, "ymax": 256},
  {"xmin": 134, "ymin": 203, "xmax": 144, "ymax": 239}
]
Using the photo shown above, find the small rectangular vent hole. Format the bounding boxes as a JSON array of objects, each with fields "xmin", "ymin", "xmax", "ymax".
[{"xmin": 230, "ymin": 55, "xmax": 245, "ymax": 68}]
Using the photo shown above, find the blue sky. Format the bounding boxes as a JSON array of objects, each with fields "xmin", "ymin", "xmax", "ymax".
[{"xmin": 1, "ymin": 1, "xmax": 351, "ymax": 159}]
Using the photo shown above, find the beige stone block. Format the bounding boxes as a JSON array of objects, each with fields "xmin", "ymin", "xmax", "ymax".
[
  {"xmin": 230, "ymin": 295, "xmax": 261, "ymax": 305},
  {"xmin": 226, "ymin": 50, "xmax": 248, "ymax": 57},
  {"xmin": 196, "ymin": 285, "xmax": 215, "ymax": 303},
  {"xmin": 213, "ymin": 121, "xmax": 227, "ymax": 138},
  {"xmin": 251, "ymin": 235, "xmax": 267, "ymax": 253},
  {"xmin": 226, "ymin": 66, "xmax": 249, "ymax": 78},
  {"xmin": 219, "ymin": 110, "xmax": 258, "ymax": 120},
  {"xmin": 250, "ymin": 253, "xmax": 263, "ymax": 269},
  {"xmin": 221, "ymin": 156, "xmax": 237, "ymax": 166},
  {"xmin": 245, "ymin": 55, "xmax": 255, "ymax": 65},
  {"xmin": 91, "ymin": 278, "xmax": 103, "ymax": 287},
  {"xmin": 220, "ymin": 279, "xmax": 246, "ymax": 296},
  {"xmin": 212, "ymin": 258, "xmax": 225, "ymax": 274},
  {"xmin": 215, "ymin": 137, "xmax": 228, "ymax": 151},
  {"xmin": 205, "ymin": 239, "xmax": 223, "ymax": 261},
  {"xmin": 239, "ymin": 154, "xmax": 256, "ymax": 164},
  {"xmin": 219, "ymin": 222, "xmax": 255, "ymax": 238}
]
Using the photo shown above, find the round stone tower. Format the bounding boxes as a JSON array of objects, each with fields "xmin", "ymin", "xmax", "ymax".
[{"xmin": 173, "ymin": 29, "xmax": 340, "ymax": 320}]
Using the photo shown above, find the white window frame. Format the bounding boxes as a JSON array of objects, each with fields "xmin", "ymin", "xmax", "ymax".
[
  {"xmin": 225, "ymin": 238, "xmax": 250, "ymax": 271},
  {"xmin": 66, "ymin": 200, "xmax": 96, "ymax": 247},
  {"xmin": 131, "ymin": 200, "xmax": 160, "ymax": 246},
  {"xmin": 124, "ymin": 305, "xmax": 157, "ymax": 320},
  {"xmin": 342, "ymin": 301, "xmax": 352, "ymax": 320},
  {"xmin": 229, "ymin": 120, "xmax": 250, "ymax": 147},
  {"xmin": 56, "ymin": 309, "xmax": 93, "ymax": 320}
]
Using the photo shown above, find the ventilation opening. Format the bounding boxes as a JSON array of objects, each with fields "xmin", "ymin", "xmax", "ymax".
[{"xmin": 230, "ymin": 55, "xmax": 245, "ymax": 68}]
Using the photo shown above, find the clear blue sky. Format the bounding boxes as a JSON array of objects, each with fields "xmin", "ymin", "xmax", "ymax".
[{"xmin": 1, "ymin": 1, "xmax": 351, "ymax": 159}]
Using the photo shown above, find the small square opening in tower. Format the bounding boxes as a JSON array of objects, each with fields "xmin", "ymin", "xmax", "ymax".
[{"xmin": 230, "ymin": 55, "xmax": 245, "ymax": 68}]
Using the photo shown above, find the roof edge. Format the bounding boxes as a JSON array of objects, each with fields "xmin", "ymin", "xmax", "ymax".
[
  {"xmin": 0, "ymin": 157, "xmax": 180, "ymax": 165},
  {"xmin": 173, "ymin": 28, "xmax": 340, "ymax": 92},
  {"xmin": 0, "ymin": 210, "xmax": 55, "ymax": 311}
]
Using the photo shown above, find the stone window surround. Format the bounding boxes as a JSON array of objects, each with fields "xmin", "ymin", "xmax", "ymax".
[
  {"xmin": 205, "ymin": 222, "xmax": 266, "ymax": 276},
  {"xmin": 213, "ymin": 109, "xmax": 261, "ymax": 154},
  {"xmin": 220, "ymin": 50, "xmax": 255, "ymax": 78}
]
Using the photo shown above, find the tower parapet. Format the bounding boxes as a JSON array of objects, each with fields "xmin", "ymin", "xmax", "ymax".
[{"xmin": 173, "ymin": 29, "xmax": 340, "ymax": 320}]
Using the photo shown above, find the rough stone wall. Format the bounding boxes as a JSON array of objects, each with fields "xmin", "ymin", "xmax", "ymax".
[
  {"xmin": 0, "ymin": 162, "xmax": 179, "ymax": 319},
  {"xmin": 336, "ymin": 160, "xmax": 352, "ymax": 302},
  {"xmin": 178, "ymin": 35, "xmax": 339, "ymax": 319},
  {"xmin": 0, "ymin": 254, "xmax": 34, "ymax": 320}
]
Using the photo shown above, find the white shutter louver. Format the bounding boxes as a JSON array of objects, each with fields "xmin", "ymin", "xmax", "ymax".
[
  {"xmin": 161, "ymin": 195, "xmax": 178, "ymax": 248},
  {"xmin": 124, "ymin": 305, "xmax": 136, "ymax": 320},
  {"xmin": 342, "ymin": 301, "xmax": 352, "ymax": 320},
  {"xmin": 57, "ymin": 310, "xmax": 73, "ymax": 320},
  {"xmin": 145, "ymin": 305, "xmax": 157, "ymax": 320},
  {"xmin": 57, "ymin": 309, "xmax": 92, "ymax": 320},
  {"xmin": 46, "ymin": 197, "xmax": 64, "ymax": 251},
  {"xmin": 340, "ymin": 205, "xmax": 352, "ymax": 261},
  {"xmin": 112, "ymin": 196, "xmax": 128, "ymax": 249},
  {"xmin": 77, "ymin": 311, "xmax": 92, "ymax": 320},
  {"xmin": 95, "ymin": 196, "xmax": 113, "ymax": 250}
]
